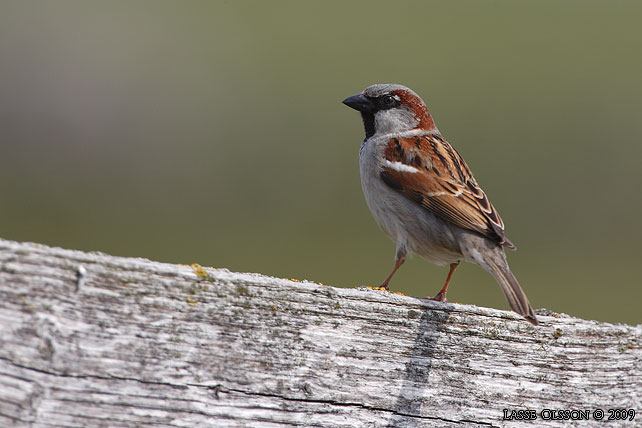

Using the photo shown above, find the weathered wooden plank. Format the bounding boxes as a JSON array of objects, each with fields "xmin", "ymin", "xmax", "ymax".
[{"xmin": 0, "ymin": 238, "xmax": 640, "ymax": 427}]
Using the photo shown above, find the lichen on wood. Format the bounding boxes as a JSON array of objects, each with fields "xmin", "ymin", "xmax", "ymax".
[{"xmin": 0, "ymin": 238, "xmax": 640, "ymax": 427}]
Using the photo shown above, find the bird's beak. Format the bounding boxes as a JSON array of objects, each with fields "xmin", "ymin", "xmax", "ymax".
[{"xmin": 342, "ymin": 93, "xmax": 376, "ymax": 113}]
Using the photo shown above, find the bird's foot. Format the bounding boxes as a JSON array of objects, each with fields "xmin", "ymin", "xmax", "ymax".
[
  {"xmin": 426, "ymin": 292, "xmax": 447, "ymax": 302},
  {"xmin": 371, "ymin": 284, "xmax": 390, "ymax": 292}
]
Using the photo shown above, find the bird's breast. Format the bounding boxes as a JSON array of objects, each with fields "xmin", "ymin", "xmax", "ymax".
[{"xmin": 358, "ymin": 136, "xmax": 462, "ymax": 264}]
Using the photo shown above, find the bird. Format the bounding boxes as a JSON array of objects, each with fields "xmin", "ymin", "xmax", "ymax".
[{"xmin": 342, "ymin": 83, "xmax": 538, "ymax": 325}]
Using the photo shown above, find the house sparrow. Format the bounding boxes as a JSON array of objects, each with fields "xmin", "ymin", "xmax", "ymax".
[{"xmin": 343, "ymin": 84, "xmax": 538, "ymax": 325}]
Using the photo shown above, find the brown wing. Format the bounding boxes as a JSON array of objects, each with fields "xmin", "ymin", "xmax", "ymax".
[{"xmin": 380, "ymin": 134, "xmax": 515, "ymax": 249}]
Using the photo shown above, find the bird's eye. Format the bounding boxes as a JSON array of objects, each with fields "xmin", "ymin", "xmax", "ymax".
[{"xmin": 382, "ymin": 95, "xmax": 396, "ymax": 106}]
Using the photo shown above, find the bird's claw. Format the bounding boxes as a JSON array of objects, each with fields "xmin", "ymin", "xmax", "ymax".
[{"xmin": 426, "ymin": 292, "xmax": 447, "ymax": 302}]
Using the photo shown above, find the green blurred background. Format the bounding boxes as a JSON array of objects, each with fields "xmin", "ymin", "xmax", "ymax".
[{"xmin": 1, "ymin": 1, "xmax": 640, "ymax": 325}]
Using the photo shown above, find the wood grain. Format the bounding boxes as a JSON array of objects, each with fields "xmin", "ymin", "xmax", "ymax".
[{"xmin": 0, "ymin": 238, "xmax": 639, "ymax": 427}]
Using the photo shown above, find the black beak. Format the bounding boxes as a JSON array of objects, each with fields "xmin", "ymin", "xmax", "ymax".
[{"xmin": 342, "ymin": 93, "xmax": 376, "ymax": 113}]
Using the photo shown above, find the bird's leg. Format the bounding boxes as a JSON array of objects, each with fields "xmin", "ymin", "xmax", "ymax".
[
  {"xmin": 427, "ymin": 261, "xmax": 460, "ymax": 302},
  {"xmin": 378, "ymin": 247, "xmax": 406, "ymax": 291}
]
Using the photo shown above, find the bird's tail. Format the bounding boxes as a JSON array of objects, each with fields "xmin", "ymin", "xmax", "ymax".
[{"xmin": 482, "ymin": 256, "xmax": 538, "ymax": 325}]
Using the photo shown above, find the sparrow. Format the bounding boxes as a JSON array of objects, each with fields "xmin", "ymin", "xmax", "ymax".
[{"xmin": 342, "ymin": 84, "xmax": 538, "ymax": 325}]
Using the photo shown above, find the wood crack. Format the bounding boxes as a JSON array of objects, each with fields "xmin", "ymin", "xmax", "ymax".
[
  {"xmin": 212, "ymin": 384, "xmax": 500, "ymax": 427},
  {"xmin": 1, "ymin": 238, "xmax": 640, "ymax": 427}
]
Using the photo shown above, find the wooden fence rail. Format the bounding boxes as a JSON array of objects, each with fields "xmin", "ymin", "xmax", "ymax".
[{"xmin": 0, "ymin": 238, "xmax": 640, "ymax": 427}]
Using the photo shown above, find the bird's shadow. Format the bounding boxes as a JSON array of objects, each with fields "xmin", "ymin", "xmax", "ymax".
[{"xmin": 386, "ymin": 299, "xmax": 453, "ymax": 427}]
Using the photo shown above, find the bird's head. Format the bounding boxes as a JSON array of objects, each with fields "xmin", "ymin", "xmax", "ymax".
[{"xmin": 342, "ymin": 83, "xmax": 437, "ymax": 139}]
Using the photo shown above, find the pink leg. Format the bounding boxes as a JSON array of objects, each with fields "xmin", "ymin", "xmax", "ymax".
[
  {"xmin": 427, "ymin": 261, "xmax": 460, "ymax": 302},
  {"xmin": 379, "ymin": 255, "xmax": 405, "ymax": 291}
]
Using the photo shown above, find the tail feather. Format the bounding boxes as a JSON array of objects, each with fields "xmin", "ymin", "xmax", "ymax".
[{"xmin": 484, "ymin": 259, "xmax": 538, "ymax": 325}]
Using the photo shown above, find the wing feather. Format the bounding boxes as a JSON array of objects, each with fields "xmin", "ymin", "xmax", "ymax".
[{"xmin": 381, "ymin": 135, "xmax": 515, "ymax": 249}]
